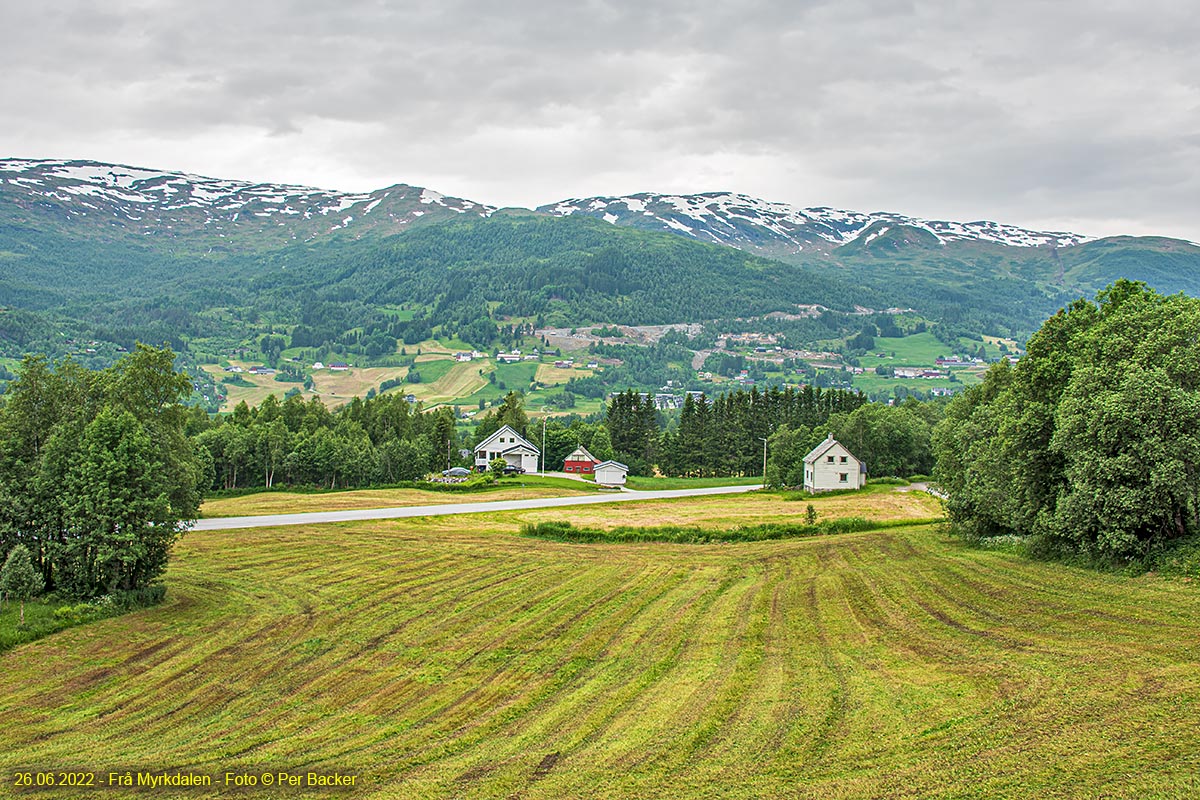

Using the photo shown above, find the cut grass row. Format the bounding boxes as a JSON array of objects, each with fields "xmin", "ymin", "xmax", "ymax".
[{"xmin": 2, "ymin": 488, "xmax": 1198, "ymax": 798}]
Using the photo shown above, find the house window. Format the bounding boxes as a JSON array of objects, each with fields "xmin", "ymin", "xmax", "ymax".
[
  {"xmin": 827, "ymin": 455, "xmax": 835, "ymax": 463},
  {"xmin": 840, "ymin": 456, "xmax": 848, "ymax": 463},
  {"xmin": 839, "ymin": 473, "xmax": 848, "ymax": 483}
]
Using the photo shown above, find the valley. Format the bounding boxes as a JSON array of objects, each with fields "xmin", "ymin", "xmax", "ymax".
[
  {"xmin": 3, "ymin": 157, "xmax": 1200, "ymax": 798},
  {"xmin": 5, "ymin": 157, "xmax": 1200, "ymax": 413}
]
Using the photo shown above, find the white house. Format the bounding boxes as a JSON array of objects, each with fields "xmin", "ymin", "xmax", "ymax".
[
  {"xmin": 474, "ymin": 424, "xmax": 540, "ymax": 473},
  {"xmin": 803, "ymin": 435, "xmax": 866, "ymax": 492},
  {"xmin": 593, "ymin": 460, "xmax": 629, "ymax": 487}
]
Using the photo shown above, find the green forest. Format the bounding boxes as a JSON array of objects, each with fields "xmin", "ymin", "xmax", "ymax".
[
  {"xmin": 0, "ymin": 346, "xmax": 204, "ymax": 600},
  {"xmin": 933, "ymin": 280, "xmax": 1200, "ymax": 567}
]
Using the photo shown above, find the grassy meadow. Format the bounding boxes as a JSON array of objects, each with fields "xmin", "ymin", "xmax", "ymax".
[
  {"xmin": 201, "ymin": 477, "xmax": 600, "ymax": 518},
  {"xmin": 199, "ymin": 348, "xmax": 595, "ymax": 414},
  {"xmin": 2, "ymin": 490, "xmax": 1198, "ymax": 798},
  {"xmin": 622, "ymin": 475, "xmax": 765, "ymax": 490}
]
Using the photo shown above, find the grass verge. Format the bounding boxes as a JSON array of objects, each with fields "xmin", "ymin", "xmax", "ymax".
[{"xmin": 623, "ymin": 475, "xmax": 764, "ymax": 490}]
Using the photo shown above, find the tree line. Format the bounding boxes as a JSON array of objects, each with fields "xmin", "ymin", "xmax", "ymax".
[
  {"xmin": 932, "ymin": 280, "xmax": 1200, "ymax": 561},
  {"xmin": 0, "ymin": 346, "xmax": 205, "ymax": 599},
  {"xmin": 598, "ymin": 386, "xmax": 941, "ymax": 481},
  {"xmin": 192, "ymin": 392, "xmax": 460, "ymax": 490}
]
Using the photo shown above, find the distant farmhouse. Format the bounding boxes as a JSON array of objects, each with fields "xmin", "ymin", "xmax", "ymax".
[
  {"xmin": 496, "ymin": 351, "xmax": 522, "ymax": 364},
  {"xmin": 803, "ymin": 435, "xmax": 866, "ymax": 492},
  {"xmin": 475, "ymin": 425, "xmax": 540, "ymax": 473}
]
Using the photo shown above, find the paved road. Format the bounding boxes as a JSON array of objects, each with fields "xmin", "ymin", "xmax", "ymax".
[{"xmin": 193, "ymin": 484, "xmax": 763, "ymax": 531}]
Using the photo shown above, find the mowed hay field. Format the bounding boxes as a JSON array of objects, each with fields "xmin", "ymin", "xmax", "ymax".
[
  {"xmin": 2, "ymin": 508, "xmax": 1200, "ymax": 798},
  {"xmin": 200, "ymin": 482, "xmax": 597, "ymax": 518}
]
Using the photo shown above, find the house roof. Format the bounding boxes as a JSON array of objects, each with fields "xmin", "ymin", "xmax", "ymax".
[
  {"xmin": 593, "ymin": 460, "xmax": 628, "ymax": 471},
  {"xmin": 564, "ymin": 445, "xmax": 598, "ymax": 463},
  {"xmin": 803, "ymin": 434, "xmax": 860, "ymax": 465},
  {"xmin": 476, "ymin": 424, "xmax": 540, "ymax": 455},
  {"xmin": 501, "ymin": 444, "xmax": 539, "ymax": 456}
]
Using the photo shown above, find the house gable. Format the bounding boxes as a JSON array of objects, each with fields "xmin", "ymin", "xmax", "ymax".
[
  {"xmin": 563, "ymin": 445, "xmax": 600, "ymax": 473},
  {"xmin": 564, "ymin": 446, "xmax": 598, "ymax": 463},
  {"xmin": 476, "ymin": 425, "xmax": 539, "ymax": 456}
]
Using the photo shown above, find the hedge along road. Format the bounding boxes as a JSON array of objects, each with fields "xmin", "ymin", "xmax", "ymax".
[{"xmin": 193, "ymin": 484, "xmax": 764, "ymax": 531}]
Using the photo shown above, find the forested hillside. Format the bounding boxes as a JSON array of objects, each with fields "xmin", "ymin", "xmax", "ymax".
[{"xmin": 7, "ymin": 158, "xmax": 1200, "ymax": 414}]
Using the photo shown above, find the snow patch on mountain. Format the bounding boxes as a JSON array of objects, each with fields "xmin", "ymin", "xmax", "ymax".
[
  {"xmin": 0, "ymin": 158, "xmax": 495, "ymax": 239},
  {"xmin": 539, "ymin": 191, "xmax": 1093, "ymax": 251}
]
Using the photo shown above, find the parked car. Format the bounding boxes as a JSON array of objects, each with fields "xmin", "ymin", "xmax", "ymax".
[
  {"xmin": 502, "ymin": 464, "xmax": 525, "ymax": 476},
  {"xmin": 442, "ymin": 467, "xmax": 471, "ymax": 477}
]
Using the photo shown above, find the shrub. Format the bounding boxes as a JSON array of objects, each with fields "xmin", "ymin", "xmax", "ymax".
[{"xmin": 519, "ymin": 518, "xmax": 885, "ymax": 545}]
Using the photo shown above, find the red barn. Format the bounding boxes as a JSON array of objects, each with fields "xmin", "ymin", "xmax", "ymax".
[{"xmin": 563, "ymin": 445, "xmax": 599, "ymax": 474}]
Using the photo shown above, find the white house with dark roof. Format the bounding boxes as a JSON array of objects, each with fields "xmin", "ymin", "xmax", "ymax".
[
  {"xmin": 474, "ymin": 424, "xmax": 540, "ymax": 473},
  {"xmin": 803, "ymin": 434, "xmax": 866, "ymax": 492}
]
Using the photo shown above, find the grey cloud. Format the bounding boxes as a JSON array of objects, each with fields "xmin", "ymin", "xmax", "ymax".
[{"xmin": 1, "ymin": 1, "xmax": 1199, "ymax": 239}]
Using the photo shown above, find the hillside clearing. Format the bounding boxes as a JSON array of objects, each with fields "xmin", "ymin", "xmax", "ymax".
[
  {"xmin": 406, "ymin": 360, "xmax": 490, "ymax": 405},
  {"xmin": 2, "ymin": 506, "xmax": 1197, "ymax": 798}
]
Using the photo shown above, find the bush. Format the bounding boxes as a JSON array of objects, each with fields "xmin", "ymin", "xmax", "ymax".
[
  {"xmin": 1, "ymin": 583, "xmax": 167, "ymax": 654},
  {"xmin": 1149, "ymin": 536, "xmax": 1200, "ymax": 578}
]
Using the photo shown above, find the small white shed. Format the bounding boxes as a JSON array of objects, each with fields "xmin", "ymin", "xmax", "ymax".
[
  {"xmin": 593, "ymin": 460, "xmax": 629, "ymax": 487},
  {"xmin": 803, "ymin": 435, "xmax": 866, "ymax": 492}
]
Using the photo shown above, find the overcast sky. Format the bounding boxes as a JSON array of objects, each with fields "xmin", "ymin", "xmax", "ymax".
[{"xmin": 2, "ymin": 1, "xmax": 1198, "ymax": 240}]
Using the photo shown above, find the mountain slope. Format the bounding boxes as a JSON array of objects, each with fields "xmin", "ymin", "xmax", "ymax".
[
  {"xmin": 4, "ymin": 157, "xmax": 1200, "ymax": 357},
  {"xmin": 537, "ymin": 191, "xmax": 1094, "ymax": 257},
  {"xmin": 0, "ymin": 158, "xmax": 492, "ymax": 253}
]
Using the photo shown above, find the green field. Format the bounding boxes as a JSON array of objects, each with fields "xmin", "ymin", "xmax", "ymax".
[
  {"xmin": 200, "ymin": 477, "xmax": 601, "ymax": 517},
  {"xmin": 622, "ymin": 475, "xmax": 764, "ymax": 490},
  {"xmin": 849, "ymin": 372, "xmax": 980, "ymax": 394},
  {"xmin": 857, "ymin": 332, "xmax": 999, "ymax": 369},
  {"xmin": 2, "ymin": 490, "xmax": 1198, "ymax": 798},
  {"xmin": 459, "ymin": 361, "xmax": 541, "ymax": 406},
  {"xmin": 403, "ymin": 358, "xmax": 454, "ymax": 386}
]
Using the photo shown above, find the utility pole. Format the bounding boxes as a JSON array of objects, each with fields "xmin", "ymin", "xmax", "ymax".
[
  {"xmin": 542, "ymin": 417, "xmax": 547, "ymax": 475},
  {"xmin": 759, "ymin": 436, "xmax": 768, "ymax": 489}
]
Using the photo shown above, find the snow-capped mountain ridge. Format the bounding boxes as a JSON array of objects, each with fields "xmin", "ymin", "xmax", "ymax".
[
  {"xmin": 0, "ymin": 158, "xmax": 494, "ymax": 243},
  {"xmin": 1, "ymin": 158, "xmax": 1097, "ymax": 253},
  {"xmin": 540, "ymin": 191, "xmax": 1093, "ymax": 252}
]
